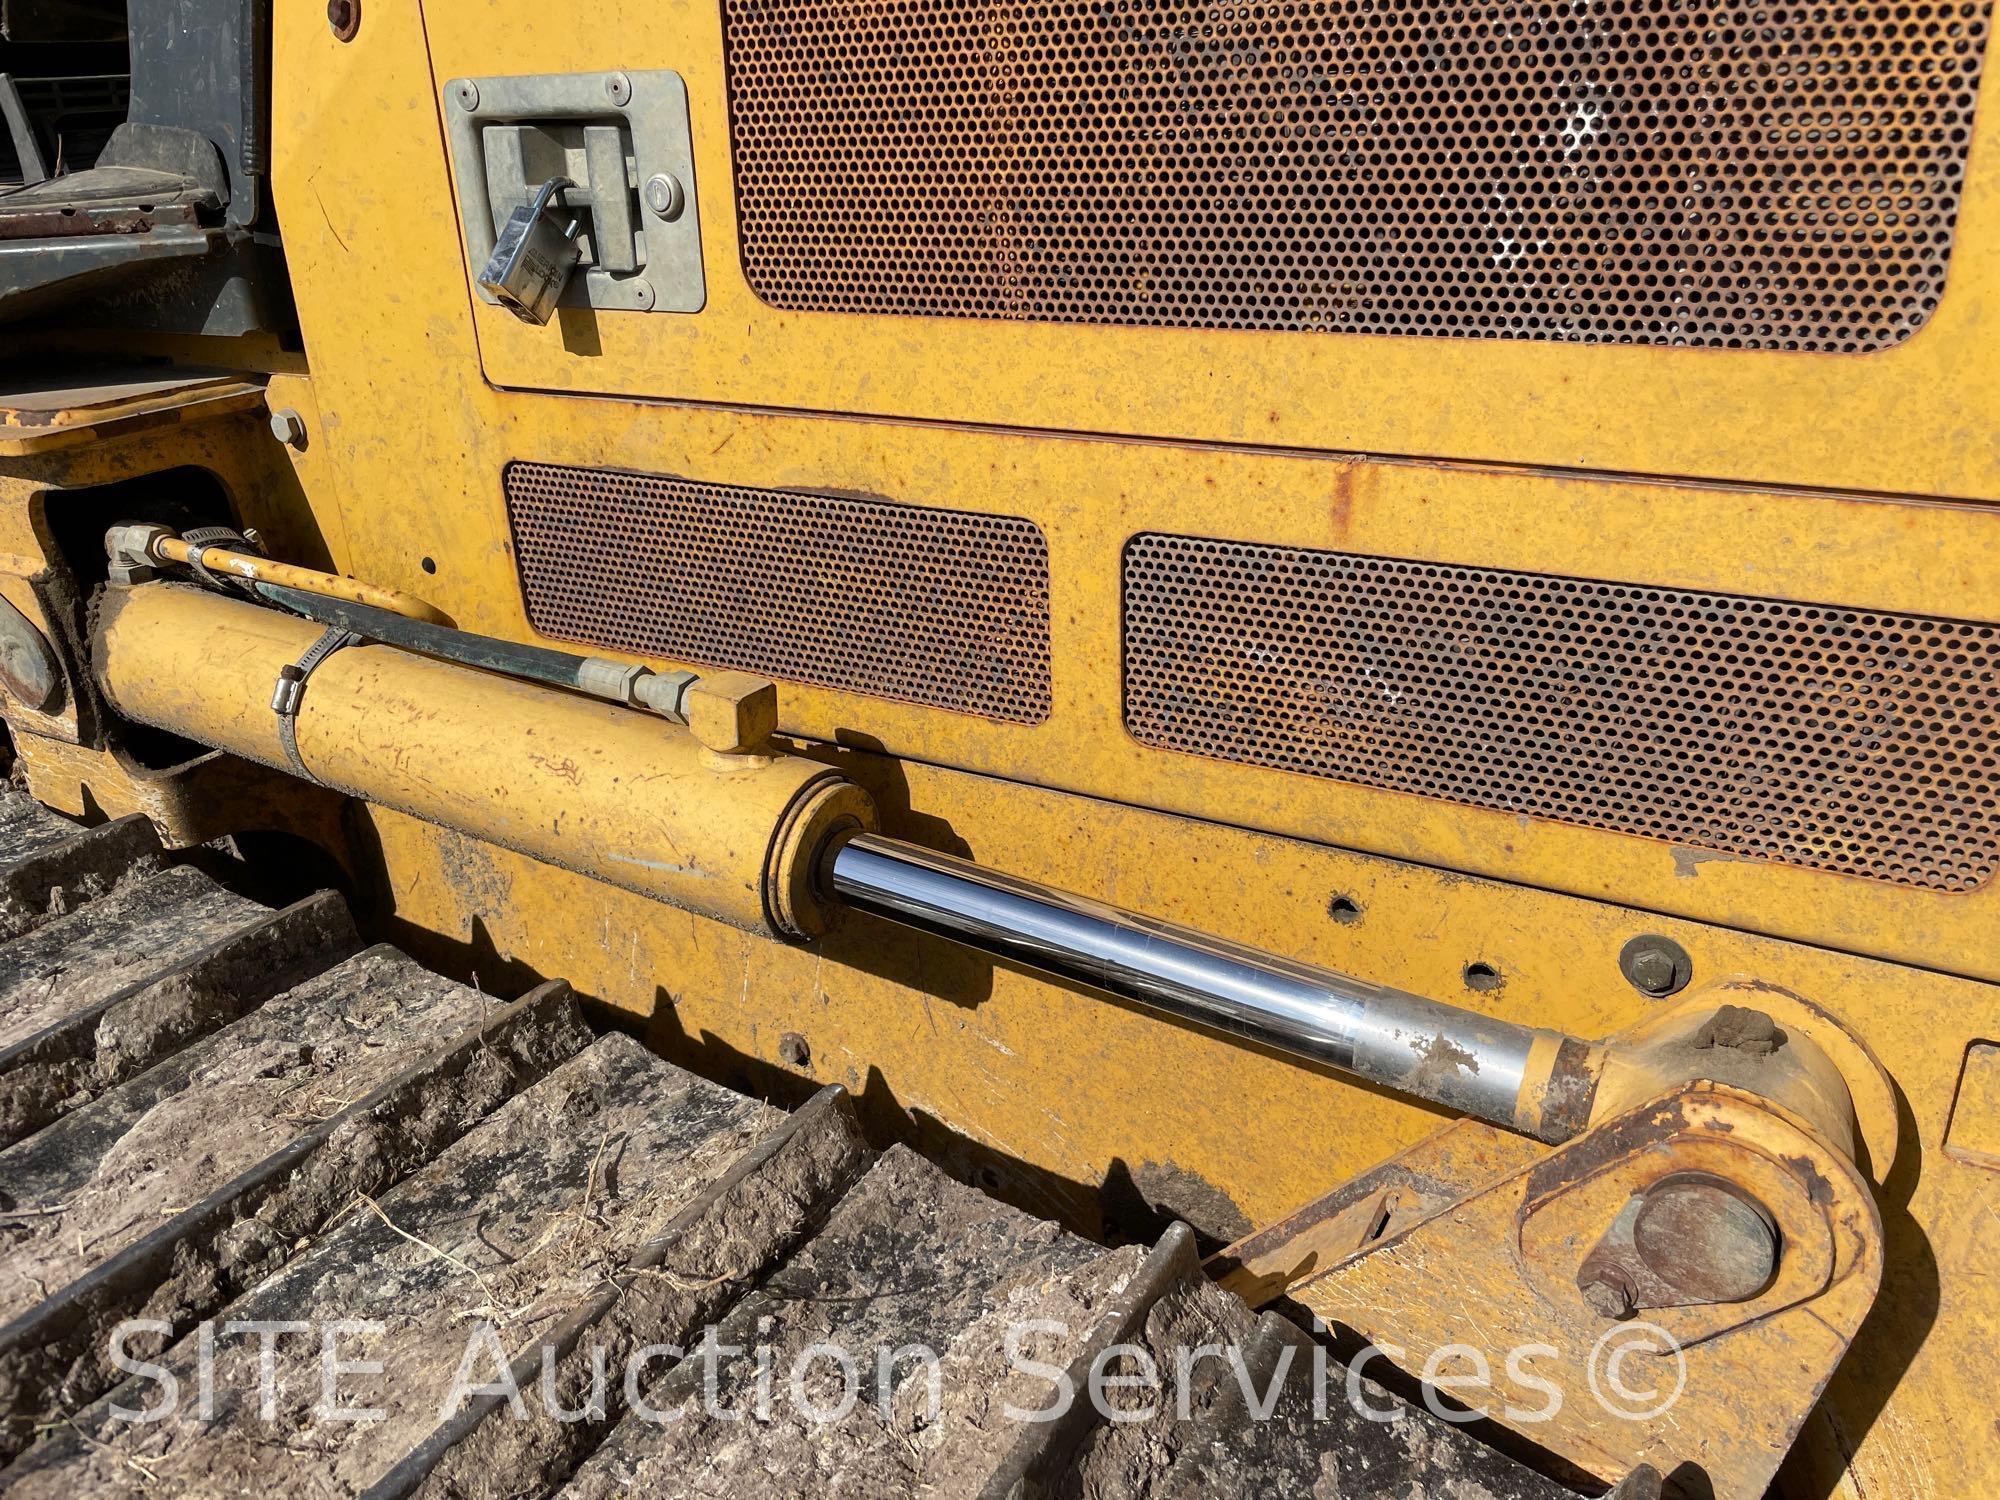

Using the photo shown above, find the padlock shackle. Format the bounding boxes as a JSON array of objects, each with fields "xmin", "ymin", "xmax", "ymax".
[{"xmin": 527, "ymin": 176, "xmax": 575, "ymax": 215}]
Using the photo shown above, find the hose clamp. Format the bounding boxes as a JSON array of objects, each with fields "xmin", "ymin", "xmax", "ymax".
[
  {"xmin": 272, "ymin": 625, "xmax": 362, "ymax": 781},
  {"xmin": 180, "ymin": 526, "xmax": 262, "ymax": 596}
]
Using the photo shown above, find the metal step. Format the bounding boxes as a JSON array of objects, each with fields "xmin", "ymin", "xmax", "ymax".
[{"xmin": 0, "ymin": 793, "xmax": 1636, "ymax": 1498}]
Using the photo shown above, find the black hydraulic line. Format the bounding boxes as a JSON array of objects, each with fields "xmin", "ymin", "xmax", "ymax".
[
  {"xmin": 251, "ymin": 583, "xmax": 696, "ymax": 720},
  {"xmin": 254, "ymin": 581, "xmax": 635, "ymax": 700}
]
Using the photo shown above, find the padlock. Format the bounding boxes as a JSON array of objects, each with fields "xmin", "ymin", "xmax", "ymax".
[{"xmin": 477, "ymin": 177, "xmax": 583, "ymax": 325}]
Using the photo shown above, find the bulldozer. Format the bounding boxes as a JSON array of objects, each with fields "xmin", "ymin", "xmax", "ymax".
[{"xmin": 0, "ymin": 0, "xmax": 1992, "ymax": 1493}]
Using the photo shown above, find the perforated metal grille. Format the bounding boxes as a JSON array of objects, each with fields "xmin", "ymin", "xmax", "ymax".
[
  {"xmin": 505, "ymin": 463, "xmax": 1052, "ymax": 723},
  {"xmin": 1123, "ymin": 536, "xmax": 2000, "ymax": 890},
  {"xmin": 720, "ymin": 0, "xmax": 1989, "ymax": 351}
]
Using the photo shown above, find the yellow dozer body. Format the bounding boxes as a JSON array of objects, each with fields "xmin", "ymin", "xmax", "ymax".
[{"xmin": 0, "ymin": 1, "xmax": 1996, "ymax": 1494}]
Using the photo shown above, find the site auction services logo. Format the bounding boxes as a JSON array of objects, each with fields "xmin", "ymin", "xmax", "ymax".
[{"xmin": 103, "ymin": 1317, "xmax": 1687, "ymax": 1430}]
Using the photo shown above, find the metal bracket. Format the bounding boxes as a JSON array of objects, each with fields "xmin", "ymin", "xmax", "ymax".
[{"xmin": 443, "ymin": 70, "xmax": 704, "ymax": 316}]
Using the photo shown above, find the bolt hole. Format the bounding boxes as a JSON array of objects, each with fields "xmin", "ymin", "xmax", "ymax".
[
  {"xmin": 420, "ymin": 556, "xmax": 438, "ymax": 575},
  {"xmin": 1462, "ymin": 961, "xmax": 1503, "ymax": 993},
  {"xmin": 1327, "ymin": 894, "xmax": 1363, "ymax": 925}
]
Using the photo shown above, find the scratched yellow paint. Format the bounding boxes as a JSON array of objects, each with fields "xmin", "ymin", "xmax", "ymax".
[
  {"xmin": 158, "ymin": 4, "xmax": 2000, "ymax": 1494},
  {"xmin": 0, "ymin": 14, "xmax": 1980, "ymax": 1495},
  {"xmin": 414, "ymin": 1, "xmax": 2000, "ymax": 506},
  {"xmin": 0, "ymin": 410, "xmax": 333, "ymax": 746},
  {"xmin": 259, "ymin": 4, "xmax": 2000, "ymax": 985},
  {"xmin": 354, "ymin": 755, "xmax": 2000, "ymax": 1499}
]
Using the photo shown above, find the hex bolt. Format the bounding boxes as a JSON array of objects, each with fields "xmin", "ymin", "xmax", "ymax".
[
  {"xmin": 452, "ymin": 79, "xmax": 480, "ymax": 111},
  {"xmin": 269, "ymin": 408, "xmax": 308, "ymax": 450},
  {"xmin": 778, "ymin": 1032, "xmax": 811, "ymax": 1069},
  {"xmin": 643, "ymin": 173, "xmax": 686, "ymax": 221},
  {"xmin": 1578, "ymin": 1263, "xmax": 1638, "ymax": 1321},
  {"xmin": 1618, "ymin": 934, "xmax": 1692, "ymax": 997},
  {"xmin": 1629, "ymin": 949, "xmax": 1677, "ymax": 994},
  {"xmin": 327, "ymin": 0, "xmax": 361, "ymax": 41},
  {"xmin": 604, "ymin": 72, "xmax": 633, "ymax": 107}
]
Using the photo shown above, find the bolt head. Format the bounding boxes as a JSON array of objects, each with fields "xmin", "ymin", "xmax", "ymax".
[
  {"xmin": 604, "ymin": 72, "xmax": 632, "ymax": 106},
  {"xmin": 269, "ymin": 408, "xmax": 308, "ymax": 449},
  {"xmin": 1618, "ymin": 934, "xmax": 1691, "ymax": 997},
  {"xmin": 778, "ymin": 1032, "xmax": 811, "ymax": 1069},
  {"xmin": 452, "ymin": 80, "xmax": 480, "ymax": 111},
  {"xmin": 270, "ymin": 408, "xmax": 308, "ymax": 450},
  {"xmin": 1629, "ymin": 949, "xmax": 1677, "ymax": 994},
  {"xmin": 107, "ymin": 561, "xmax": 157, "ymax": 587}
]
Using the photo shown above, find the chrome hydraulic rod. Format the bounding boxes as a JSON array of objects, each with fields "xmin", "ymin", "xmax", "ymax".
[{"xmin": 826, "ymin": 833, "xmax": 1602, "ymax": 1141}]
